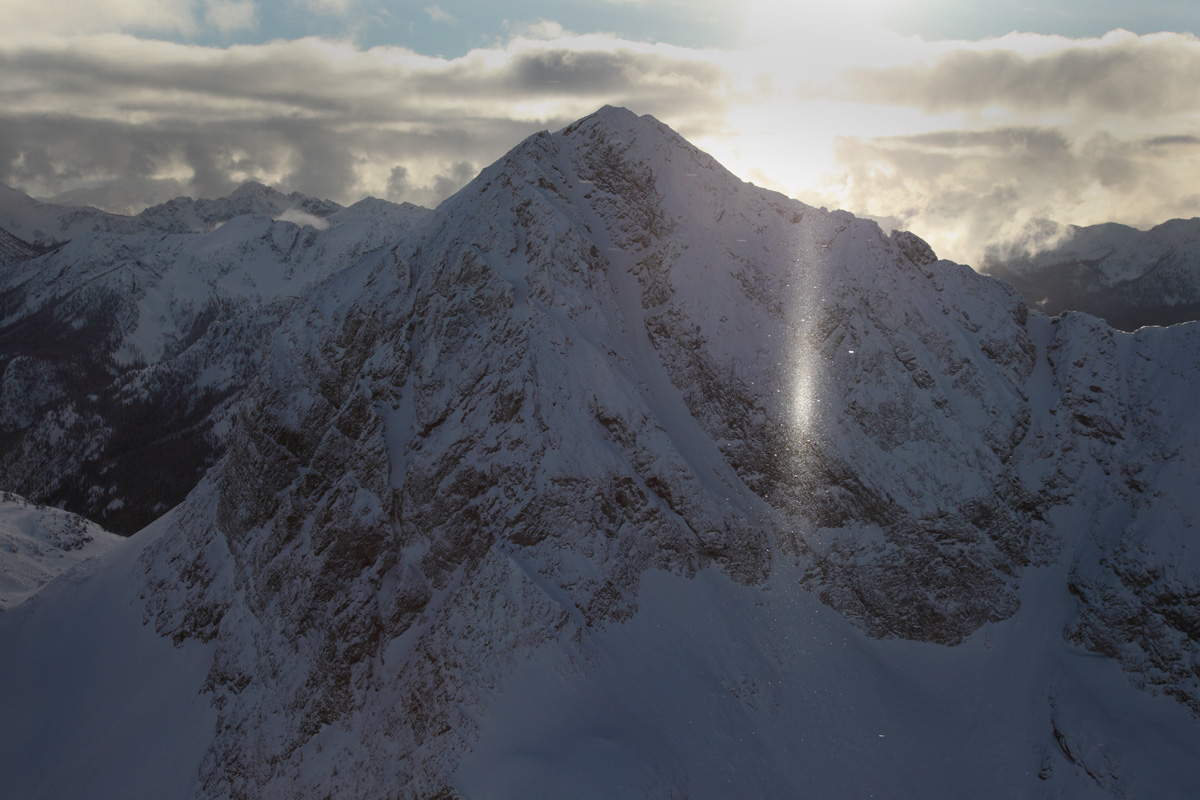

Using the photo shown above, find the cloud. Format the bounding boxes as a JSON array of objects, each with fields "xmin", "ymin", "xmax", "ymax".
[
  {"xmin": 836, "ymin": 30, "xmax": 1200, "ymax": 118},
  {"xmin": 1144, "ymin": 134, "xmax": 1200, "ymax": 148},
  {"xmin": 0, "ymin": 31, "xmax": 732, "ymax": 211},
  {"xmin": 1, "ymin": 25, "xmax": 1199, "ymax": 269},
  {"xmin": 502, "ymin": 20, "xmax": 573, "ymax": 41},
  {"xmin": 276, "ymin": 208, "xmax": 329, "ymax": 229},
  {"xmin": 205, "ymin": 0, "xmax": 258, "ymax": 34},
  {"xmin": 817, "ymin": 124, "xmax": 1200, "ymax": 266},
  {"xmin": 0, "ymin": 0, "xmax": 196, "ymax": 36},
  {"xmin": 424, "ymin": 5, "xmax": 455, "ymax": 24},
  {"xmin": 764, "ymin": 29, "xmax": 1200, "ymax": 263},
  {"xmin": 296, "ymin": 0, "xmax": 358, "ymax": 16}
]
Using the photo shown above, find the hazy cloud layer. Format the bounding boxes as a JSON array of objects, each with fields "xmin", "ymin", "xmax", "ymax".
[
  {"xmin": 801, "ymin": 32, "xmax": 1200, "ymax": 263},
  {"xmin": 0, "ymin": 32, "xmax": 730, "ymax": 211},
  {"xmin": 838, "ymin": 31, "xmax": 1200, "ymax": 117},
  {"xmin": 820, "ymin": 127, "xmax": 1200, "ymax": 266},
  {"xmin": 0, "ymin": 0, "xmax": 254, "ymax": 37},
  {"xmin": 1, "ymin": 26, "xmax": 1199, "ymax": 265}
]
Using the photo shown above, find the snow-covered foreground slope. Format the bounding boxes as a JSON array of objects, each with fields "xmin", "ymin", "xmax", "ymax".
[
  {"xmin": 982, "ymin": 217, "xmax": 1200, "ymax": 330},
  {"xmin": 0, "ymin": 491, "xmax": 122, "ymax": 610},
  {"xmin": 459, "ymin": 565, "xmax": 1199, "ymax": 799},
  {"xmin": 1, "ymin": 107, "xmax": 1198, "ymax": 798},
  {"xmin": 0, "ymin": 507, "xmax": 216, "ymax": 799}
]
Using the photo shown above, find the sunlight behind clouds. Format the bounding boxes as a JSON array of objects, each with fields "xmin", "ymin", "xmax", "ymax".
[
  {"xmin": 1, "ymin": 6, "xmax": 1199, "ymax": 267},
  {"xmin": 738, "ymin": 0, "xmax": 912, "ymax": 61}
]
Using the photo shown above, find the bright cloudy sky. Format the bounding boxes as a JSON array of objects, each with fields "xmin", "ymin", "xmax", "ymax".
[{"xmin": 2, "ymin": 0, "xmax": 1198, "ymax": 264}]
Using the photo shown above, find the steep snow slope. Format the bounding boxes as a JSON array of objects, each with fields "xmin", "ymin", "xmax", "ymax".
[
  {"xmin": 1, "ymin": 107, "xmax": 1198, "ymax": 798},
  {"xmin": 982, "ymin": 217, "xmax": 1200, "ymax": 329},
  {"xmin": 0, "ymin": 491, "xmax": 122, "ymax": 610},
  {"xmin": 0, "ymin": 505, "xmax": 216, "ymax": 799}
]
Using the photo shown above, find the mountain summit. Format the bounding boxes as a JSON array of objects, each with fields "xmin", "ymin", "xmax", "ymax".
[{"xmin": 1, "ymin": 108, "xmax": 1198, "ymax": 798}]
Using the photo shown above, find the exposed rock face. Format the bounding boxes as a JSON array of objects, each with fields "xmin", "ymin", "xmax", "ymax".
[
  {"xmin": 1050, "ymin": 316, "xmax": 1200, "ymax": 714},
  {"xmin": 128, "ymin": 108, "xmax": 1200, "ymax": 797}
]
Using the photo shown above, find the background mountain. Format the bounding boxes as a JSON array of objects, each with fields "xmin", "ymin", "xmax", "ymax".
[
  {"xmin": 0, "ymin": 182, "xmax": 429, "ymax": 532},
  {"xmin": 0, "ymin": 490, "xmax": 122, "ymax": 611},
  {"xmin": 1, "ymin": 107, "xmax": 1198, "ymax": 798},
  {"xmin": 982, "ymin": 217, "xmax": 1200, "ymax": 330}
]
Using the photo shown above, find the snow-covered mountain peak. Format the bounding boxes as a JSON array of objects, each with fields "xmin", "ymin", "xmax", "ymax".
[
  {"xmin": 562, "ymin": 105, "xmax": 694, "ymax": 155},
  {"xmin": 222, "ymin": 180, "xmax": 339, "ymax": 218},
  {"xmin": 225, "ymin": 179, "xmax": 274, "ymax": 199},
  {"xmin": 0, "ymin": 182, "xmax": 132, "ymax": 247},
  {"xmin": 561, "ymin": 106, "xmax": 748, "ymax": 201},
  {"xmin": 136, "ymin": 181, "xmax": 345, "ymax": 234},
  {"xmin": 2, "ymin": 107, "xmax": 1199, "ymax": 799}
]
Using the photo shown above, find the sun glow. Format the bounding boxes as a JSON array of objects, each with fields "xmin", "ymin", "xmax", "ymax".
[{"xmin": 740, "ymin": 0, "xmax": 900, "ymax": 52}]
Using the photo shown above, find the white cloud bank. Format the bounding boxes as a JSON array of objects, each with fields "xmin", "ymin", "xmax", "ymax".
[
  {"xmin": 0, "ymin": 23, "xmax": 1197, "ymax": 265},
  {"xmin": 0, "ymin": 0, "xmax": 199, "ymax": 36}
]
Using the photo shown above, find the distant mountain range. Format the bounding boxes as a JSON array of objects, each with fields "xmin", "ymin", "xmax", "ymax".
[
  {"xmin": 1, "ymin": 107, "xmax": 1197, "ymax": 799},
  {"xmin": 0, "ymin": 180, "xmax": 429, "ymax": 532},
  {"xmin": 982, "ymin": 217, "xmax": 1200, "ymax": 330}
]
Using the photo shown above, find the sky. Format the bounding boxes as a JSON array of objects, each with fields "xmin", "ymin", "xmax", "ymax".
[{"xmin": 1, "ymin": 0, "xmax": 1198, "ymax": 264}]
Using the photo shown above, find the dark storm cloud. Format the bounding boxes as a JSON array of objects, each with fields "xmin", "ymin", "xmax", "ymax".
[
  {"xmin": 504, "ymin": 47, "xmax": 726, "ymax": 97},
  {"xmin": 1144, "ymin": 134, "xmax": 1200, "ymax": 148},
  {"xmin": 0, "ymin": 34, "xmax": 730, "ymax": 208}
]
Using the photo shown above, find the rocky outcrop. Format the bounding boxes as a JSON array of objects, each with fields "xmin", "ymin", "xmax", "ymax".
[{"xmin": 1051, "ymin": 316, "xmax": 1200, "ymax": 713}]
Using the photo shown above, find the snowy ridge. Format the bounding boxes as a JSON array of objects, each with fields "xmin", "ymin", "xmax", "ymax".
[
  {"xmin": 0, "ymin": 226, "xmax": 40, "ymax": 268},
  {"xmin": 982, "ymin": 216, "xmax": 1200, "ymax": 329},
  {"xmin": 0, "ymin": 186, "xmax": 430, "ymax": 366},
  {"xmin": 0, "ymin": 490, "xmax": 123, "ymax": 611},
  {"xmin": 0, "ymin": 182, "xmax": 133, "ymax": 248},
  {"xmin": 0, "ymin": 180, "xmax": 346, "ymax": 246},
  {"xmin": 1, "ymin": 108, "xmax": 1198, "ymax": 798}
]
